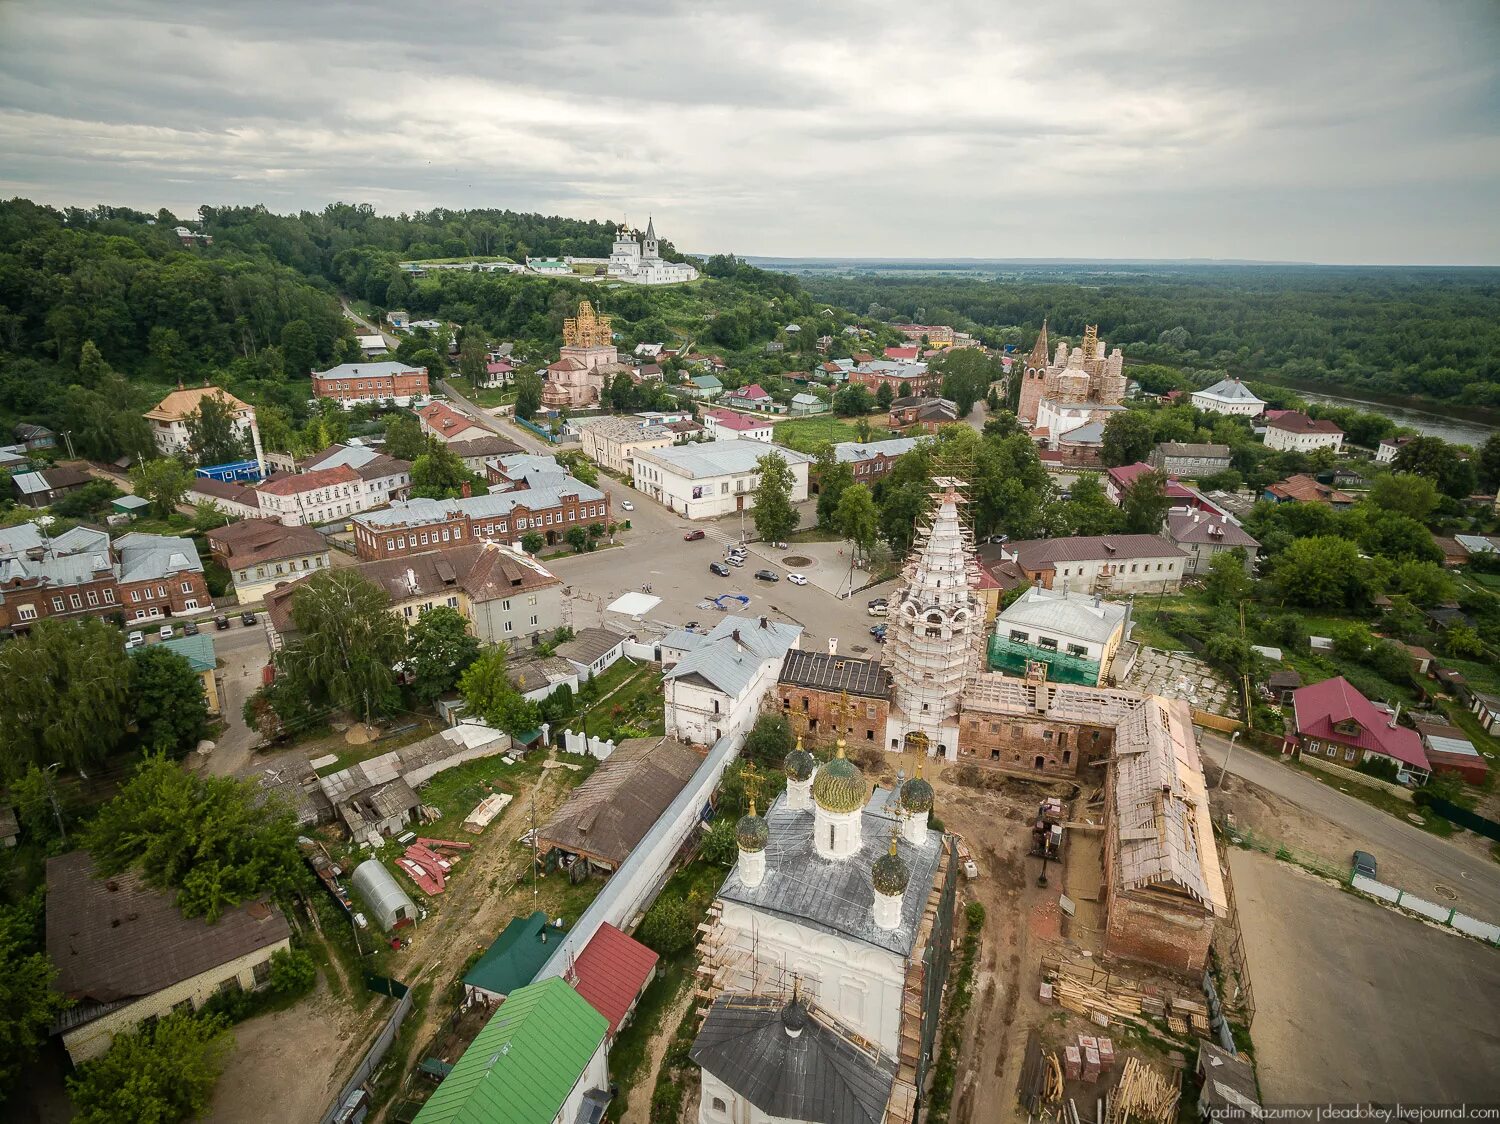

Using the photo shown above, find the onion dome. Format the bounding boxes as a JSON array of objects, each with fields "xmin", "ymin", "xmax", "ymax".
[
  {"xmin": 811, "ymin": 740, "xmax": 867, "ymax": 814},
  {"xmin": 781, "ymin": 993, "xmax": 810, "ymax": 1036},
  {"xmin": 872, "ymin": 834, "xmax": 910, "ymax": 896},
  {"xmin": 736, "ymin": 798, "xmax": 769, "ymax": 853},
  {"xmin": 899, "ymin": 760, "xmax": 934, "ymax": 814},
  {"xmin": 784, "ymin": 735, "xmax": 816, "ymax": 782}
]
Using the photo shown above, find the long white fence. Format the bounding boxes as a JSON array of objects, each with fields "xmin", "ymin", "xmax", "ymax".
[{"xmin": 1351, "ymin": 873, "xmax": 1500, "ymax": 944}]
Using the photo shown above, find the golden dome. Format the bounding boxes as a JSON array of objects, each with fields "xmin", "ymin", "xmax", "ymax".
[
  {"xmin": 872, "ymin": 834, "xmax": 910, "ymax": 896},
  {"xmin": 811, "ymin": 740, "xmax": 867, "ymax": 815}
]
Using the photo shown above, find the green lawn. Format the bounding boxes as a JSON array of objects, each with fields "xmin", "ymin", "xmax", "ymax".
[
  {"xmin": 445, "ymin": 375, "xmax": 518, "ymax": 409},
  {"xmin": 773, "ymin": 414, "xmax": 893, "ymax": 454}
]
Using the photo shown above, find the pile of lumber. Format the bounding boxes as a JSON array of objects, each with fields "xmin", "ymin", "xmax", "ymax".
[
  {"xmin": 1106, "ymin": 1057, "xmax": 1180, "ymax": 1124},
  {"xmin": 1052, "ymin": 972, "xmax": 1146, "ymax": 1027}
]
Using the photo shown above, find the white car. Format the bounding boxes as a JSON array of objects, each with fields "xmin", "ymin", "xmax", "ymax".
[
  {"xmin": 126, "ymin": 630, "xmax": 144, "ymax": 649},
  {"xmin": 620, "ymin": 501, "xmax": 634, "ymax": 511},
  {"xmin": 788, "ymin": 573, "xmax": 808, "ymax": 585},
  {"xmin": 158, "ymin": 625, "xmax": 174, "ymax": 641}
]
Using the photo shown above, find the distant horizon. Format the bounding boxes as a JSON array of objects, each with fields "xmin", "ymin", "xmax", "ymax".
[{"xmin": 735, "ymin": 255, "xmax": 1500, "ymax": 270}]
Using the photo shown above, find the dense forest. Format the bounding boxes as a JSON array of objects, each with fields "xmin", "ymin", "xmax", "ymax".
[{"xmin": 799, "ymin": 266, "xmax": 1500, "ymax": 406}]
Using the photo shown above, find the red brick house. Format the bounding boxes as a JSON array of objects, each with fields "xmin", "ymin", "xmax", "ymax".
[
  {"xmin": 310, "ymin": 362, "xmax": 429, "ymax": 407},
  {"xmin": 1289, "ymin": 676, "xmax": 1430, "ymax": 781}
]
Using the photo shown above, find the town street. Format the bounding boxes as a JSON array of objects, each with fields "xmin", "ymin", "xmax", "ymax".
[{"xmin": 1200, "ymin": 731, "xmax": 1500, "ymax": 919}]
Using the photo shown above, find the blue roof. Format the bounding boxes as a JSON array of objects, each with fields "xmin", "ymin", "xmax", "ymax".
[{"xmin": 129, "ymin": 632, "xmax": 216, "ymax": 673}]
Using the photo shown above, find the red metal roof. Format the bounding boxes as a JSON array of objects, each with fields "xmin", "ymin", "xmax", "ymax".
[
  {"xmin": 1291, "ymin": 676, "xmax": 1429, "ymax": 770},
  {"xmin": 884, "ymin": 346, "xmax": 920, "ymax": 361},
  {"xmin": 257, "ymin": 464, "xmax": 360, "ymax": 495},
  {"xmin": 705, "ymin": 408, "xmax": 768, "ymax": 431},
  {"xmin": 569, "ymin": 922, "xmax": 658, "ymax": 1034}
]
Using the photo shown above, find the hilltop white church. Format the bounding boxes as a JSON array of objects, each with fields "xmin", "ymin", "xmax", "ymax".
[{"xmin": 608, "ymin": 218, "xmax": 699, "ymax": 285}]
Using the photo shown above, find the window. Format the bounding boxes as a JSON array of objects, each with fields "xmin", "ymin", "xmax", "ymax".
[
  {"xmin": 1038, "ymin": 636, "xmax": 1057, "ymax": 651},
  {"xmin": 131, "ymin": 590, "xmax": 140, "ymax": 602},
  {"xmin": 527, "ymin": 595, "xmax": 537, "ymax": 606},
  {"xmin": 87, "ymin": 590, "xmax": 99, "ymax": 607},
  {"xmin": 51, "ymin": 597, "xmax": 63, "ymax": 611},
  {"xmin": 1009, "ymin": 630, "xmax": 1028, "ymax": 643},
  {"xmin": 1345, "ymin": 747, "xmax": 1357, "ymax": 762},
  {"xmin": 1066, "ymin": 644, "xmax": 1087, "ymax": 657},
  {"xmin": 711, "ymin": 1099, "xmax": 727, "ymax": 1114},
  {"xmin": 252, "ymin": 959, "xmax": 272, "ymax": 986},
  {"xmin": 530, "ymin": 615, "xmax": 538, "ymax": 626},
  {"xmin": 17, "ymin": 606, "xmax": 36, "ymax": 622},
  {"xmin": 69, "ymin": 594, "xmax": 82, "ymax": 609},
  {"xmin": 504, "ymin": 621, "xmax": 514, "ymax": 633},
  {"xmin": 157, "ymin": 585, "xmax": 166, "ymax": 598}
]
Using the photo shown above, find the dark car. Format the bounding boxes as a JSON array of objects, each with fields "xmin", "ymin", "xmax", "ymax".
[
  {"xmin": 870, "ymin": 623, "xmax": 887, "ymax": 637},
  {"xmin": 709, "ymin": 562, "xmax": 730, "ymax": 576},
  {"xmin": 183, "ymin": 620, "xmax": 199, "ymax": 637},
  {"xmin": 754, "ymin": 569, "xmax": 779, "ymax": 582},
  {"xmin": 1352, "ymin": 850, "xmax": 1378, "ymax": 879},
  {"xmin": 240, "ymin": 611, "xmax": 257, "ymax": 626},
  {"xmin": 215, "ymin": 614, "xmax": 231, "ymax": 631},
  {"xmin": 684, "ymin": 529, "xmax": 706, "ymax": 541}
]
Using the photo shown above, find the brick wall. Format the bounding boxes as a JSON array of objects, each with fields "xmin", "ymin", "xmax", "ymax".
[
  {"xmin": 312, "ymin": 370, "xmax": 429, "ymax": 403},
  {"xmin": 1103, "ymin": 890, "xmax": 1214, "ymax": 976},
  {"xmin": 775, "ymin": 684, "xmax": 888, "ymax": 747},
  {"xmin": 956, "ymin": 711, "xmax": 1115, "ymax": 776}
]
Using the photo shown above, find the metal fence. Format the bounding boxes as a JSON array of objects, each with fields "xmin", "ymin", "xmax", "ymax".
[
  {"xmin": 1351, "ymin": 874, "xmax": 1500, "ymax": 944},
  {"xmin": 319, "ymin": 987, "xmax": 415, "ymax": 1124}
]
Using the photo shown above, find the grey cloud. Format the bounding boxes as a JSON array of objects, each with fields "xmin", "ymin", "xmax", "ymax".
[{"xmin": 0, "ymin": 0, "xmax": 1496, "ymax": 261}]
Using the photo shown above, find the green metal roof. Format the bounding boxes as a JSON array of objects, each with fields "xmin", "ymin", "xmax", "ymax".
[
  {"xmin": 987, "ymin": 634, "xmax": 1100, "ymax": 687},
  {"xmin": 414, "ymin": 976, "xmax": 607, "ymax": 1124},
  {"xmin": 128, "ymin": 632, "xmax": 216, "ymax": 674},
  {"xmin": 462, "ymin": 912, "xmax": 558, "ymax": 998},
  {"xmin": 690, "ymin": 374, "xmax": 723, "ymax": 388}
]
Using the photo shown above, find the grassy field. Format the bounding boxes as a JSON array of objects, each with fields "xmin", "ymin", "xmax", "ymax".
[
  {"xmin": 773, "ymin": 413, "xmax": 893, "ymax": 454},
  {"xmin": 445, "ymin": 375, "xmax": 518, "ymax": 409}
]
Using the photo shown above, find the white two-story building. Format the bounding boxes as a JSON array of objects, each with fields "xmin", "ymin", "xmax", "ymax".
[
  {"xmin": 662, "ymin": 616, "xmax": 801, "ymax": 747},
  {"xmin": 632, "ymin": 443, "xmax": 811, "ymax": 520}
]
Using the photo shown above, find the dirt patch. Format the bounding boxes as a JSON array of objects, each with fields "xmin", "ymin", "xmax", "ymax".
[
  {"xmin": 622, "ymin": 985, "xmax": 695, "ymax": 1124},
  {"xmin": 780, "ymin": 555, "xmax": 814, "ymax": 568},
  {"xmin": 207, "ymin": 977, "xmax": 372, "ymax": 1124}
]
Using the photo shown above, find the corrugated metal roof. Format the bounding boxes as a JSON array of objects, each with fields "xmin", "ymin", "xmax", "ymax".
[
  {"xmin": 777, "ymin": 650, "xmax": 890, "ymax": 698},
  {"xmin": 414, "ymin": 977, "xmax": 607, "ymax": 1124},
  {"xmin": 464, "ymin": 911, "xmax": 558, "ymax": 997},
  {"xmin": 997, "ymin": 587, "xmax": 1127, "ymax": 645},
  {"xmin": 634, "ymin": 442, "xmax": 812, "ymax": 480},
  {"xmin": 1291, "ymin": 676, "xmax": 1429, "ymax": 770},
  {"xmin": 568, "ymin": 922, "xmax": 659, "ymax": 1034}
]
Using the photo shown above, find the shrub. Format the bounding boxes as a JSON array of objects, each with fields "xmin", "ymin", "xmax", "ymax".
[
  {"xmin": 268, "ymin": 948, "xmax": 316, "ymax": 996},
  {"xmin": 637, "ymin": 896, "xmax": 695, "ymax": 956}
]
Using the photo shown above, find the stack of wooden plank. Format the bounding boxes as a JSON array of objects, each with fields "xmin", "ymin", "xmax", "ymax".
[
  {"xmin": 1052, "ymin": 970, "xmax": 1146, "ymax": 1027},
  {"xmin": 1107, "ymin": 1057, "xmax": 1180, "ymax": 1124}
]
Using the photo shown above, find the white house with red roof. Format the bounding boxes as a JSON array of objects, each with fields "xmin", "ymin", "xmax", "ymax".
[
  {"xmin": 722, "ymin": 383, "xmax": 781, "ymax": 414},
  {"xmin": 254, "ymin": 465, "xmax": 367, "ymax": 526},
  {"xmin": 566, "ymin": 921, "xmax": 659, "ymax": 1039},
  {"xmin": 702, "ymin": 408, "xmax": 774, "ymax": 443},
  {"xmin": 1289, "ymin": 676, "xmax": 1430, "ymax": 782},
  {"xmin": 1262, "ymin": 411, "xmax": 1345, "ymax": 453},
  {"xmin": 417, "ymin": 401, "xmax": 490, "ymax": 445},
  {"xmin": 884, "ymin": 345, "xmax": 921, "ymax": 362}
]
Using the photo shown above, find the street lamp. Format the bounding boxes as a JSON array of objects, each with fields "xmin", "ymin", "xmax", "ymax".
[{"xmin": 1217, "ymin": 729, "xmax": 1241, "ymax": 790}]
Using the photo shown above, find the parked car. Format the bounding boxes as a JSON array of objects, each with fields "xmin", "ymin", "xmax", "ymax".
[
  {"xmin": 1352, "ymin": 850, "xmax": 1378, "ymax": 879},
  {"xmin": 754, "ymin": 569, "xmax": 779, "ymax": 582},
  {"xmin": 725, "ymin": 555, "xmax": 745, "ymax": 567},
  {"xmin": 126, "ymin": 630, "xmax": 144, "ymax": 650},
  {"xmin": 726, "ymin": 545, "xmax": 747, "ymax": 557},
  {"xmin": 870, "ymin": 623, "xmax": 887, "ymax": 637},
  {"xmin": 867, "ymin": 603, "xmax": 888, "ymax": 617},
  {"xmin": 620, "ymin": 501, "xmax": 634, "ymax": 511},
  {"xmin": 183, "ymin": 620, "xmax": 199, "ymax": 636},
  {"xmin": 158, "ymin": 625, "xmax": 175, "ymax": 641},
  {"xmin": 787, "ymin": 573, "xmax": 807, "ymax": 585},
  {"xmin": 240, "ymin": 611, "xmax": 257, "ymax": 626},
  {"xmin": 215, "ymin": 614, "xmax": 231, "ymax": 630},
  {"xmin": 684, "ymin": 529, "xmax": 706, "ymax": 541},
  {"xmin": 709, "ymin": 562, "xmax": 730, "ymax": 576}
]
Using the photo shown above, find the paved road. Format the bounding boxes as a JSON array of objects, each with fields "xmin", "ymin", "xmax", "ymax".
[
  {"xmin": 1231, "ymin": 849, "xmax": 1500, "ymax": 1103},
  {"xmin": 1201, "ymin": 732, "xmax": 1500, "ymax": 919},
  {"xmin": 339, "ymin": 299, "xmax": 400, "ymax": 351}
]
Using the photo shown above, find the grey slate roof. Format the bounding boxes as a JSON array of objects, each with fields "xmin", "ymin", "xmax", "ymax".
[
  {"xmin": 1165, "ymin": 512, "xmax": 1259, "ymax": 549},
  {"xmin": 1193, "ymin": 379, "xmax": 1264, "ymax": 403},
  {"xmin": 635, "ymin": 442, "xmax": 812, "ymax": 480},
  {"xmin": 312, "ymin": 361, "xmax": 423, "ymax": 379},
  {"xmin": 555, "ymin": 626, "xmax": 628, "ymax": 667},
  {"xmin": 832, "ymin": 437, "xmax": 919, "ymax": 465},
  {"xmin": 997, "ymin": 587, "xmax": 1127, "ymax": 645},
  {"xmin": 691, "ymin": 995, "xmax": 897, "ymax": 1124},
  {"xmin": 665, "ymin": 616, "xmax": 802, "ymax": 696},
  {"xmin": 114, "ymin": 532, "xmax": 203, "ymax": 582},
  {"xmin": 356, "ymin": 474, "xmax": 604, "ymax": 529},
  {"xmin": 719, "ymin": 790, "xmax": 945, "ymax": 956}
]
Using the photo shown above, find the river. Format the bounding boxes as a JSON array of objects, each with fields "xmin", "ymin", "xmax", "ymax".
[{"xmin": 1287, "ymin": 388, "xmax": 1497, "ymax": 448}]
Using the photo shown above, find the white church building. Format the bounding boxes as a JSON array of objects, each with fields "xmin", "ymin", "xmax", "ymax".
[
  {"xmin": 608, "ymin": 218, "xmax": 699, "ymax": 285},
  {"xmin": 691, "ymin": 742, "xmax": 957, "ymax": 1124}
]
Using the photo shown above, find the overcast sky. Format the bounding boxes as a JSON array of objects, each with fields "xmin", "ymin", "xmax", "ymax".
[{"xmin": 1, "ymin": 0, "xmax": 1497, "ymax": 263}]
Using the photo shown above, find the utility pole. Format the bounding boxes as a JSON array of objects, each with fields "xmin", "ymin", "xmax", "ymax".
[
  {"xmin": 1217, "ymin": 729, "xmax": 1241, "ymax": 790},
  {"xmin": 44, "ymin": 762, "xmax": 67, "ymax": 845},
  {"xmin": 61, "ymin": 431, "xmax": 77, "ymax": 459}
]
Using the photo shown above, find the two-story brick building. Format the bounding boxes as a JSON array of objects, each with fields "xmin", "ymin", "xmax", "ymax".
[
  {"xmin": 773, "ymin": 649, "xmax": 891, "ymax": 746},
  {"xmin": 310, "ymin": 362, "xmax": 429, "ymax": 407},
  {"xmin": 829, "ymin": 437, "xmax": 920, "ymax": 488},
  {"xmin": 0, "ymin": 524, "xmax": 212, "ymax": 632},
  {"xmin": 350, "ymin": 475, "xmax": 609, "ymax": 560},
  {"xmin": 848, "ymin": 360, "xmax": 939, "ymax": 396},
  {"xmin": 207, "ymin": 519, "xmax": 332, "ymax": 604}
]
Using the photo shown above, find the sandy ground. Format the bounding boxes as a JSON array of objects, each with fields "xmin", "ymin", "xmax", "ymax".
[
  {"xmin": 1230, "ymin": 849, "xmax": 1500, "ymax": 1103},
  {"xmin": 622, "ymin": 985, "xmax": 696, "ymax": 1124}
]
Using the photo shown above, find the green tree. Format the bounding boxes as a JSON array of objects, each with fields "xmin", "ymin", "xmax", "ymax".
[
  {"xmin": 0, "ymin": 894, "xmax": 67, "ymax": 1105},
  {"xmin": 815, "ymin": 454, "xmax": 854, "ymax": 529},
  {"xmin": 609, "ymin": 370, "xmax": 636, "ymax": 412},
  {"xmin": 1101, "ymin": 411, "xmax": 1155, "ymax": 467},
  {"xmin": 933, "ymin": 348, "xmax": 998, "ymax": 416},
  {"xmin": 833, "ymin": 384, "xmax": 873, "ymax": 417},
  {"xmin": 0, "ymin": 617, "xmax": 132, "ymax": 776},
  {"xmin": 458, "ymin": 331, "xmax": 488, "ymax": 384},
  {"xmin": 1392, "ymin": 436, "xmax": 1477, "ymax": 499},
  {"xmin": 1357, "ymin": 509, "xmax": 1443, "ymax": 563},
  {"xmin": 279, "ymin": 319, "xmax": 318, "ymax": 379},
  {"xmin": 1385, "ymin": 559, "xmax": 1455, "ymax": 606},
  {"xmin": 1053, "ymin": 475, "xmax": 1121, "ymax": 536},
  {"xmin": 49, "ymin": 479, "xmax": 121, "ymax": 520},
  {"xmin": 566, "ymin": 525, "xmax": 590, "ymax": 553},
  {"xmin": 83, "ymin": 754, "xmax": 304, "ymax": 921},
  {"xmin": 76, "ymin": 339, "xmax": 111, "ymax": 388},
  {"xmin": 875, "ymin": 382, "xmax": 895, "ymax": 411},
  {"xmin": 835, "ymin": 482, "xmax": 881, "ymax": 563},
  {"xmin": 192, "ymin": 499, "xmax": 230, "ymax": 533},
  {"xmin": 66, "ymin": 1011, "xmax": 233, "ymax": 1124},
  {"xmin": 1368, "ymin": 473, "xmax": 1440, "ymax": 521},
  {"xmin": 521, "ymin": 531, "xmax": 544, "ymax": 555},
  {"xmin": 278, "ymin": 570, "xmax": 406, "ymax": 723},
  {"xmin": 147, "ymin": 327, "xmax": 190, "ymax": 385},
  {"xmin": 637, "ymin": 894, "xmax": 696, "ymax": 955},
  {"xmin": 1441, "ymin": 624, "xmax": 1486, "ymax": 659},
  {"xmin": 185, "ymin": 392, "xmax": 247, "ymax": 466},
  {"xmin": 742, "ymin": 713, "xmax": 794, "ymax": 767},
  {"xmin": 1476, "ymin": 434, "xmax": 1500, "ymax": 493},
  {"xmin": 410, "ymin": 439, "xmax": 474, "ymax": 499},
  {"xmin": 1203, "ymin": 549, "xmax": 1253, "ymax": 605},
  {"xmin": 1119, "ymin": 469, "xmax": 1172, "ymax": 533},
  {"xmin": 514, "ymin": 371, "xmax": 543, "ymax": 420},
  {"xmin": 1271, "ymin": 536, "xmax": 1370, "ymax": 609},
  {"xmin": 699, "ymin": 817, "xmax": 738, "ymax": 866},
  {"xmin": 129, "ymin": 646, "xmax": 209, "ymax": 754},
  {"xmin": 130, "ymin": 456, "xmax": 193, "ymax": 517},
  {"xmin": 382, "ymin": 414, "xmax": 427, "ymax": 461},
  {"xmin": 751, "ymin": 451, "xmax": 800, "ymax": 543},
  {"xmin": 406, "ymin": 606, "xmax": 481, "ymax": 704},
  {"xmin": 458, "ymin": 646, "xmax": 541, "ymax": 735}
]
